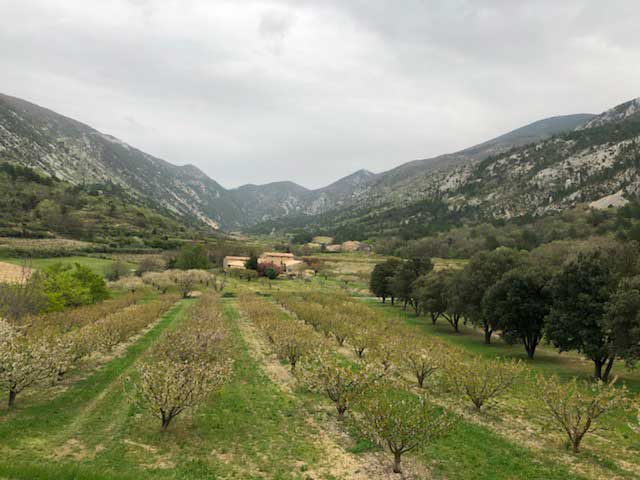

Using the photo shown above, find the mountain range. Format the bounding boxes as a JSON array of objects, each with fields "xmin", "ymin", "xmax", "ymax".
[{"xmin": 2, "ymin": 92, "xmax": 639, "ymax": 237}]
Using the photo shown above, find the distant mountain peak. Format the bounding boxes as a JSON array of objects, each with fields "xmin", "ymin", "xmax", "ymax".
[{"xmin": 577, "ymin": 97, "xmax": 640, "ymax": 130}]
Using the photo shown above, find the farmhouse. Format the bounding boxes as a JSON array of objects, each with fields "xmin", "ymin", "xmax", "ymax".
[
  {"xmin": 223, "ymin": 256, "xmax": 250, "ymax": 270},
  {"xmin": 258, "ymin": 252, "xmax": 303, "ymax": 272}
]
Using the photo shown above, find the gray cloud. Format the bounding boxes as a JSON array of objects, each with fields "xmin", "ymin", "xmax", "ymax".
[{"xmin": 1, "ymin": 0, "xmax": 639, "ymax": 188}]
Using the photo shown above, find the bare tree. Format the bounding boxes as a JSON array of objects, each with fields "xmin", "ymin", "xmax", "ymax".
[
  {"xmin": 0, "ymin": 321, "xmax": 53, "ymax": 407},
  {"xmin": 536, "ymin": 374, "xmax": 629, "ymax": 453},
  {"xmin": 356, "ymin": 387, "xmax": 453, "ymax": 474},
  {"xmin": 0, "ymin": 265, "xmax": 47, "ymax": 323},
  {"xmin": 449, "ymin": 357, "xmax": 524, "ymax": 411},
  {"xmin": 299, "ymin": 351, "xmax": 383, "ymax": 419}
]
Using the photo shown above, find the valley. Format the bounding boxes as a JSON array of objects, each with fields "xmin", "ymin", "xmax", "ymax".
[{"xmin": 1, "ymin": 84, "xmax": 640, "ymax": 480}]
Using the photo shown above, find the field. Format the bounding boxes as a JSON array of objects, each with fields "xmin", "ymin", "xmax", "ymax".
[
  {"xmin": 0, "ymin": 252, "xmax": 638, "ymax": 479},
  {"xmin": 0, "ymin": 261, "xmax": 33, "ymax": 284},
  {"xmin": 2, "ymin": 256, "xmax": 136, "ymax": 277}
]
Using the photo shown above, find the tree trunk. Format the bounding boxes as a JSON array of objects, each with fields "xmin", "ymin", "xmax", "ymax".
[
  {"xmin": 382, "ymin": 296, "xmax": 386, "ymax": 304},
  {"xmin": 571, "ymin": 435, "xmax": 583, "ymax": 453},
  {"xmin": 8, "ymin": 388, "xmax": 17, "ymax": 408},
  {"xmin": 337, "ymin": 406, "xmax": 347, "ymax": 420},
  {"xmin": 602, "ymin": 357, "xmax": 614, "ymax": 382},
  {"xmin": 391, "ymin": 297, "xmax": 395, "ymax": 306},
  {"xmin": 593, "ymin": 359, "xmax": 604, "ymax": 381},
  {"xmin": 483, "ymin": 326, "xmax": 492, "ymax": 344},
  {"xmin": 161, "ymin": 414, "xmax": 172, "ymax": 431},
  {"xmin": 393, "ymin": 451, "xmax": 402, "ymax": 474},
  {"xmin": 526, "ymin": 345, "xmax": 535, "ymax": 359}
]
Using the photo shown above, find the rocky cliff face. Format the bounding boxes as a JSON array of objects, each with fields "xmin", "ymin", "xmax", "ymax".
[{"xmin": 248, "ymin": 98, "xmax": 639, "ymax": 237}]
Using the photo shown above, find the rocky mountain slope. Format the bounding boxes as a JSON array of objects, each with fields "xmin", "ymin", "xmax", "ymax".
[
  {"xmin": 0, "ymin": 93, "xmax": 380, "ymax": 229},
  {"xmin": 227, "ymin": 169, "xmax": 377, "ymax": 225},
  {"xmin": 0, "ymin": 93, "xmax": 243, "ymax": 230},
  {"xmin": 227, "ymin": 115, "xmax": 592, "ymax": 226},
  {"xmin": 251, "ymin": 98, "xmax": 640, "ymax": 239},
  {"xmin": 3, "ymin": 91, "xmax": 623, "ymax": 236}
]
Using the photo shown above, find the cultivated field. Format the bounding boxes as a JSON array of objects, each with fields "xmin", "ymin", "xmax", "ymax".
[{"xmin": 0, "ymin": 258, "xmax": 638, "ymax": 479}]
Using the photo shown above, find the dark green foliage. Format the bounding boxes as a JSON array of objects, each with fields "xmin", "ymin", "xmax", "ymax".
[
  {"xmin": 483, "ymin": 267, "xmax": 552, "ymax": 358},
  {"xmin": 546, "ymin": 252, "xmax": 617, "ymax": 380},
  {"xmin": 0, "ymin": 162, "xmax": 191, "ymax": 246},
  {"xmin": 0, "ymin": 162, "xmax": 53, "ymax": 185},
  {"xmin": 245, "ymin": 252, "xmax": 259, "ymax": 270},
  {"xmin": 175, "ymin": 243, "xmax": 209, "ymax": 270},
  {"xmin": 412, "ymin": 271, "xmax": 449, "ymax": 325},
  {"xmin": 390, "ymin": 258, "xmax": 433, "ymax": 313},
  {"xmin": 443, "ymin": 269, "xmax": 467, "ymax": 332},
  {"xmin": 370, "ymin": 259, "xmax": 401, "ymax": 304},
  {"xmin": 605, "ymin": 276, "xmax": 640, "ymax": 366},
  {"xmin": 462, "ymin": 248, "xmax": 529, "ymax": 344}
]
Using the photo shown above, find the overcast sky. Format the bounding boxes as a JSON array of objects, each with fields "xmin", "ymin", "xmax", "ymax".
[{"xmin": 2, "ymin": 0, "xmax": 639, "ymax": 189}]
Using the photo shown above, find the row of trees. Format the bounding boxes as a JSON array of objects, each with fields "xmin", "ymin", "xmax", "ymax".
[
  {"xmin": 272, "ymin": 290, "xmax": 634, "ymax": 460},
  {"xmin": 371, "ymin": 244, "xmax": 640, "ymax": 380},
  {"xmin": 127, "ymin": 292, "xmax": 233, "ymax": 430},
  {"xmin": 0, "ymin": 294, "xmax": 177, "ymax": 407},
  {"xmin": 242, "ymin": 291, "xmax": 454, "ymax": 473}
]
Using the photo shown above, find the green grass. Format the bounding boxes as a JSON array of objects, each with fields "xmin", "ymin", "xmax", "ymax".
[
  {"xmin": 2, "ymin": 256, "xmax": 135, "ymax": 277},
  {"xmin": 364, "ymin": 298, "xmax": 640, "ymax": 392}
]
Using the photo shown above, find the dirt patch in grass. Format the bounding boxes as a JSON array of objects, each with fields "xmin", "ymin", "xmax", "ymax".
[
  {"xmin": 0, "ymin": 261, "xmax": 32, "ymax": 284},
  {"xmin": 54, "ymin": 438, "xmax": 104, "ymax": 461}
]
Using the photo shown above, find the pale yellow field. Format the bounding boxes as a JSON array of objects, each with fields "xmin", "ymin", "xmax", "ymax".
[{"xmin": 0, "ymin": 261, "xmax": 33, "ymax": 284}]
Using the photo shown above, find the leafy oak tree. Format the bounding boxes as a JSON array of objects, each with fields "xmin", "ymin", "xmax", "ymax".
[
  {"xmin": 370, "ymin": 259, "xmax": 401, "ymax": 304},
  {"xmin": 605, "ymin": 276, "xmax": 640, "ymax": 366},
  {"xmin": 175, "ymin": 243, "xmax": 209, "ymax": 270},
  {"xmin": 483, "ymin": 267, "xmax": 552, "ymax": 359},
  {"xmin": 460, "ymin": 248, "xmax": 528, "ymax": 344},
  {"xmin": 546, "ymin": 252, "xmax": 617, "ymax": 381},
  {"xmin": 390, "ymin": 258, "xmax": 433, "ymax": 312},
  {"xmin": 412, "ymin": 271, "xmax": 449, "ymax": 324}
]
